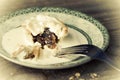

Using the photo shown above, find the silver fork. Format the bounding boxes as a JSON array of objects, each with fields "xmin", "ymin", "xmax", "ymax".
[{"xmin": 56, "ymin": 44, "xmax": 120, "ymax": 71}]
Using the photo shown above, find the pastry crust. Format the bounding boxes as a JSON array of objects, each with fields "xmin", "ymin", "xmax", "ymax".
[{"xmin": 12, "ymin": 15, "xmax": 68, "ymax": 59}]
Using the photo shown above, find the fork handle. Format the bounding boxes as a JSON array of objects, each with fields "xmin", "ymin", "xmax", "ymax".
[{"xmin": 96, "ymin": 53, "xmax": 120, "ymax": 72}]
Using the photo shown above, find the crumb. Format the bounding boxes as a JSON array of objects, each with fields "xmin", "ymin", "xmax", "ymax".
[
  {"xmin": 90, "ymin": 73, "xmax": 99, "ymax": 79},
  {"xmin": 75, "ymin": 72, "xmax": 81, "ymax": 78},
  {"xmin": 69, "ymin": 72, "xmax": 83, "ymax": 80},
  {"xmin": 69, "ymin": 76, "xmax": 75, "ymax": 80}
]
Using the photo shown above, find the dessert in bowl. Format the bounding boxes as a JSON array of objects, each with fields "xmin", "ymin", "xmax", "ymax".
[{"xmin": 0, "ymin": 7, "xmax": 109, "ymax": 69}]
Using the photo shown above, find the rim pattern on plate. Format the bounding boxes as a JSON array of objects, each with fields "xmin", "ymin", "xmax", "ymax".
[{"xmin": 66, "ymin": 24, "xmax": 92, "ymax": 44}]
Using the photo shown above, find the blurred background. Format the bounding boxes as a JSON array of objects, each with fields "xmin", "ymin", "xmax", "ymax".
[{"xmin": 0, "ymin": 0, "xmax": 120, "ymax": 80}]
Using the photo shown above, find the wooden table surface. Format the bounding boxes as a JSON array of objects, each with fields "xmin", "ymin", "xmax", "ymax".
[{"xmin": 0, "ymin": 0, "xmax": 120, "ymax": 80}]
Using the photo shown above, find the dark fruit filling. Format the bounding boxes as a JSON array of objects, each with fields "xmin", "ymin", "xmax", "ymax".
[{"xmin": 32, "ymin": 28, "xmax": 59, "ymax": 49}]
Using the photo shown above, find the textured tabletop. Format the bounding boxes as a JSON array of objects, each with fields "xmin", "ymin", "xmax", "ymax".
[{"xmin": 0, "ymin": 0, "xmax": 120, "ymax": 80}]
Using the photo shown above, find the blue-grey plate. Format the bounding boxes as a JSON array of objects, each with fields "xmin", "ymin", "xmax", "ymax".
[{"xmin": 0, "ymin": 7, "xmax": 109, "ymax": 69}]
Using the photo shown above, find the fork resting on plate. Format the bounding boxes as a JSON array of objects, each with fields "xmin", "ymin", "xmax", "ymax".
[{"xmin": 56, "ymin": 44, "xmax": 120, "ymax": 71}]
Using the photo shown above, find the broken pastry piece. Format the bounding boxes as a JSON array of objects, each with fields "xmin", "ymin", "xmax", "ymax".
[
  {"xmin": 12, "ymin": 15, "xmax": 68, "ymax": 59},
  {"xmin": 32, "ymin": 27, "xmax": 59, "ymax": 49}
]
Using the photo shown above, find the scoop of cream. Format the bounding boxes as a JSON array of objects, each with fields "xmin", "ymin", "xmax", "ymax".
[{"xmin": 22, "ymin": 14, "xmax": 68, "ymax": 39}]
